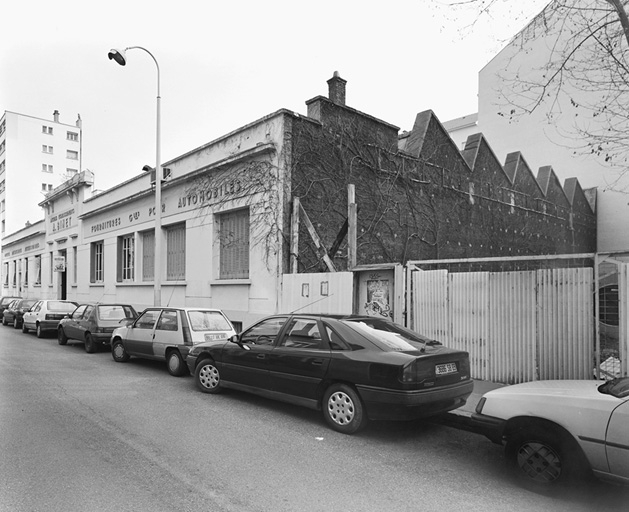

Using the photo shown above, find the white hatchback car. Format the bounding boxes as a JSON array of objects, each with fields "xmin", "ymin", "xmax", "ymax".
[
  {"xmin": 111, "ymin": 307, "xmax": 235, "ymax": 376},
  {"xmin": 472, "ymin": 378, "xmax": 629, "ymax": 487},
  {"xmin": 22, "ymin": 299, "xmax": 79, "ymax": 338}
]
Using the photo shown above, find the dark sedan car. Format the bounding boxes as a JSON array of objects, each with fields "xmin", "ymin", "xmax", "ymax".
[
  {"xmin": 58, "ymin": 303, "xmax": 138, "ymax": 353},
  {"xmin": 0, "ymin": 296, "xmax": 21, "ymax": 317},
  {"xmin": 2, "ymin": 298, "xmax": 38, "ymax": 329},
  {"xmin": 187, "ymin": 314, "xmax": 473, "ymax": 434}
]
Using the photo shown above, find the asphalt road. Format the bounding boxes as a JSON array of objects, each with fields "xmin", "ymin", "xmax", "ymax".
[{"xmin": 1, "ymin": 326, "xmax": 628, "ymax": 512}]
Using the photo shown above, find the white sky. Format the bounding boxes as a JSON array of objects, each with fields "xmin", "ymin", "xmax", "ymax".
[{"xmin": 1, "ymin": 0, "xmax": 549, "ymax": 192}]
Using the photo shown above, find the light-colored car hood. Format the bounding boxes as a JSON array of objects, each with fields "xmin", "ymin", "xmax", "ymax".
[{"xmin": 484, "ymin": 379, "xmax": 605, "ymax": 400}]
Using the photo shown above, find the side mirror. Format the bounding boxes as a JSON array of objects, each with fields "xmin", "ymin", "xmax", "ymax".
[{"xmin": 229, "ymin": 334, "xmax": 251, "ymax": 351}]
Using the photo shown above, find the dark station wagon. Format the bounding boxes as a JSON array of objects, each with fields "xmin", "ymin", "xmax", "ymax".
[{"xmin": 187, "ymin": 314, "xmax": 473, "ymax": 434}]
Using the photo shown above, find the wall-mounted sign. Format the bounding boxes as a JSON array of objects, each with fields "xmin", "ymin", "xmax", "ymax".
[{"xmin": 53, "ymin": 256, "xmax": 66, "ymax": 272}]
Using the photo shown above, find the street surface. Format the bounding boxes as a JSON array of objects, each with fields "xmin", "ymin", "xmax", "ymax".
[{"xmin": 1, "ymin": 326, "xmax": 628, "ymax": 512}]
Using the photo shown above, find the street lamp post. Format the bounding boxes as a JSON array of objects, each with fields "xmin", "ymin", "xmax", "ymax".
[{"xmin": 108, "ymin": 46, "xmax": 162, "ymax": 307}]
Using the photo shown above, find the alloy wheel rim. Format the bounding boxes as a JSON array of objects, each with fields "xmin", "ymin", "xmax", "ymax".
[
  {"xmin": 113, "ymin": 345, "xmax": 125, "ymax": 359},
  {"xmin": 516, "ymin": 441, "xmax": 562, "ymax": 483},
  {"xmin": 199, "ymin": 365, "xmax": 219, "ymax": 388},
  {"xmin": 327, "ymin": 391, "xmax": 355, "ymax": 425}
]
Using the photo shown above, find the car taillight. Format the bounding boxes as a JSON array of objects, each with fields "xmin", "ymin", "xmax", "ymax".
[
  {"xmin": 401, "ymin": 361, "xmax": 434, "ymax": 383},
  {"xmin": 182, "ymin": 326, "xmax": 192, "ymax": 345}
]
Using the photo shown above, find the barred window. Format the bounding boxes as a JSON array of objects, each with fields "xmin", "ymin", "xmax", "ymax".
[
  {"xmin": 117, "ymin": 234, "xmax": 135, "ymax": 282},
  {"xmin": 142, "ymin": 230, "xmax": 155, "ymax": 281},
  {"xmin": 90, "ymin": 241, "xmax": 104, "ymax": 283},
  {"xmin": 219, "ymin": 208, "xmax": 249, "ymax": 279},
  {"xmin": 166, "ymin": 223, "xmax": 186, "ymax": 281}
]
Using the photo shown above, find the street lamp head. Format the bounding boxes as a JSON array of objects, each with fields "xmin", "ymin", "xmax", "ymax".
[{"xmin": 108, "ymin": 48, "xmax": 127, "ymax": 66}]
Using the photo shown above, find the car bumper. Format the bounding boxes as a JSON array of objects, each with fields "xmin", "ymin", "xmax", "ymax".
[
  {"xmin": 470, "ymin": 412, "xmax": 506, "ymax": 443},
  {"xmin": 37, "ymin": 320, "xmax": 63, "ymax": 332},
  {"xmin": 356, "ymin": 379, "xmax": 474, "ymax": 421},
  {"xmin": 92, "ymin": 332, "xmax": 115, "ymax": 345}
]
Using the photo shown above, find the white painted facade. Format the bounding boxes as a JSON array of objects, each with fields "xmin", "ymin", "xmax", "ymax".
[
  {"xmin": 1, "ymin": 110, "xmax": 295, "ymax": 331},
  {"xmin": 0, "ymin": 110, "xmax": 82, "ymax": 237}
]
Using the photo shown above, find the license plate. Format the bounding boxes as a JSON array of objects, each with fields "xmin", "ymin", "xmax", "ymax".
[
  {"xmin": 435, "ymin": 362, "xmax": 458, "ymax": 375},
  {"xmin": 204, "ymin": 333, "xmax": 227, "ymax": 342}
]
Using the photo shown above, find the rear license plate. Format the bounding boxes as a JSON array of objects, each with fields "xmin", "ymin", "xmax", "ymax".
[
  {"xmin": 204, "ymin": 333, "xmax": 227, "ymax": 342},
  {"xmin": 435, "ymin": 362, "xmax": 458, "ymax": 375}
]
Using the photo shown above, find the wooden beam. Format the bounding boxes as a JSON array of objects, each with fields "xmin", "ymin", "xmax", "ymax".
[
  {"xmin": 348, "ymin": 184, "xmax": 357, "ymax": 269},
  {"xmin": 299, "ymin": 203, "xmax": 337, "ymax": 272},
  {"xmin": 290, "ymin": 198, "xmax": 300, "ymax": 273}
]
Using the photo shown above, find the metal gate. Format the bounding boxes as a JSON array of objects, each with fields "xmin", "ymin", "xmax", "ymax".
[{"xmin": 407, "ymin": 256, "xmax": 597, "ymax": 384}]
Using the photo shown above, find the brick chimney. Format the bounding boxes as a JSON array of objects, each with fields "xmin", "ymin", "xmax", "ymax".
[
  {"xmin": 53, "ymin": 110, "xmax": 60, "ymax": 123},
  {"xmin": 327, "ymin": 71, "xmax": 346, "ymax": 106}
]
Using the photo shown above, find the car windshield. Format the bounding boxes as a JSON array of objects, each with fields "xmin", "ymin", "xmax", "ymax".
[
  {"xmin": 21, "ymin": 300, "xmax": 37, "ymax": 308},
  {"xmin": 188, "ymin": 310, "xmax": 232, "ymax": 332},
  {"xmin": 48, "ymin": 301, "xmax": 78, "ymax": 312},
  {"xmin": 97, "ymin": 305, "xmax": 136, "ymax": 320},
  {"xmin": 598, "ymin": 377, "xmax": 629, "ymax": 398},
  {"xmin": 342, "ymin": 318, "xmax": 440, "ymax": 352}
]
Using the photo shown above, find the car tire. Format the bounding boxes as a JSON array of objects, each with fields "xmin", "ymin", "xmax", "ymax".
[
  {"xmin": 2, "ymin": 316, "xmax": 7, "ymax": 326},
  {"xmin": 85, "ymin": 333, "xmax": 97, "ymax": 354},
  {"xmin": 166, "ymin": 350, "xmax": 188, "ymax": 377},
  {"xmin": 322, "ymin": 383, "xmax": 368, "ymax": 435},
  {"xmin": 57, "ymin": 327, "xmax": 68, "ymax": 345},
  {"xmin": 36, "ymin": 324, "xmax": 44, "ymax": 338},
  {"xmin": 112, "ymin": 340, "xmax": 130, "ymax": 362},
  {"xmin": 22, "ymin": 322, "xmax": 29, "ymax": 333},
  {"xmin": 13, "ymin": 318, "xmax": 20, "ymax": 329},
  {"xmin": 195, "ymin": 358, "xmax": 222, "ymax": 394},
  {"xmin": 505, "ymin": 425, "xmax": 585, "ymax": 488}
]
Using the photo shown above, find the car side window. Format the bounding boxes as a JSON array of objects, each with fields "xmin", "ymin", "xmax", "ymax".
[
  {"xmin": 83, "ymin": 305, "xmax": 95, "ymax": 320},
  {"xmin": 32, "ymin": 302, "xmax": 42, "ymax": 313},
  {"xmin": 325, "ymin": 326, "xmax": 350, "ymax": 351},
  {"xmin": 71, "ymin": 305, "xmax": 87, "ymax": 320},
  {"xmin": 157, "ymin": 310, "xmax": 178, "ymax": 331},
  {"xmin": 279, "ymin": 318, "xmax": 324, "ymax": 350},
  {"xmin": 135, "ymin": 310, "xmax": 160, "ymax": 330},
  {"xmin": 241, "ymin": 317, "xmax": 286, "ymax": 345}
]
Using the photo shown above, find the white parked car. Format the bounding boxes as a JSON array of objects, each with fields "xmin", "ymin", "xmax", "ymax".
[
  {"xmin": 472, "ymin": 378, "xmax": 629, "ymax": 487},
  {"xmin": 22, "ymin": 299, "xmax": 79, "ymax": 338},
  {"xmin": 111, "ymin": 307, "xmax": 236, "ymax": 376}
]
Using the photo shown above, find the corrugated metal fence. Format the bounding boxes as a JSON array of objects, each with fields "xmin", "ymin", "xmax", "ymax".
[{"xmin": 410, "ymin": 267, "xmax": 594, "ymax": 383}]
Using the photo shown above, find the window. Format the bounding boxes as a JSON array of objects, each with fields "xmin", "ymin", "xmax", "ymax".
[
  {"xmin": 71, "ymin": 305, "xmax": 88, "ymax": 320},
  {"xmin": 135, "ymin": 310, "xmax": 160, "ymax": 329},
  {"xmin": 279, "ymin": 318, "xmax": 324, "ymax": 350},
  {"xmin": 218, "ymin": 208, "xmax": 249, "ymax": 279},
  {"xmin": 42, "ymin": 125, "xmax": 53, "ymax": 134},
  {"xmin": 42, "ymin": 164, "xmax": 53, "ymax": 173},
  {"xmin": 117, "ymin": 234, "xmax": 135, "ymax": 282},
  {"xmin": 34, "ymin": 255, "xmax": 41, "ymax": 285},
  {"xmin": 90, "ymin": 241, "xmax": 104, "ymax": 283},
  {"xmin": 66, "ymin": 150, "xmax": 78, "ymax": 160},
  {"xmin": 142, "ymin": 230, "xmax": 155, "ymax": 281},
  {"xmin": 73, "ymin": 246, "xmax": 77, "ymax": 284},
  {"xmin": 157, "ymin": 310, "xmax": 178, "ymax": 331},
  {"xmin": 49, "ymin": 251, "xmax": 53, "ymax": 283},
  {"xmin": 166, "ymin": 223, "xmax": 185, "ymax": 281},
  {"xmin": 66, "ymin": 168, "xmax": 78, "ymax": 176},
  {"xmin": 67, "ymin": 131, "xmax": 78, "ymax": 141},
  {"xmin": 3, "ymin": 262, "xmax": 8, "ymax": 286},
  {"xmin": 12, "ymin": 261, "xmax": 16, "ymax": 286},
  {"xmin": 42, "ymin": 145, "xmax": 53, "ymax": 153},
  {"xmin": 240, "ymin": 317, "xmax": 287, "ymax": 346},
  {"xmin": 24, "ymin": 258, "xmax": 28, "ymax": 286}
]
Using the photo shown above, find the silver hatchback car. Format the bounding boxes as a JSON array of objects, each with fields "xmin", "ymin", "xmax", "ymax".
[{"xmin": 111, "ymin": 307, "xmax": 235, "ymax": 376}]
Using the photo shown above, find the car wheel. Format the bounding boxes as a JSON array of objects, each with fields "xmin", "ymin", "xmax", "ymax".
[
  {"xmin": 36, "ymin": 324, "xmax": 44, "ymax": 338},
  {"xmin": 13, "ymin": 318, "xmax": 20, "ymax": 329},
  {"xmin": 505, "ymin": 425, "xmax": 584, "ymax": 487},
  {"xmin": 166, "ymin": 350, "xmax": 188, "ymax": 377},
  {"xmin": 57, "ymin": 327, "xmax": 68, "ymax": 345},
  {"xmin": 195, "ymin": 358, "xmax": 222, "ymax": 394},
  {"xmin": 85, "ymin": 333, "xmax": 97, "ymax": 354},
  {"xmin": 112, "ymin": 340, "xmax": 130, "ymax": 362},
  {"xmin": 22, "ymin": 322, "xmax": 29, "ymax": 333},
  {"xmin": 2, "ymin": 316, "xmax": 7, "ymax": 326},
  {"xmin": 322, "ymin": 384, "xmax": 368, "ymax": 434}
]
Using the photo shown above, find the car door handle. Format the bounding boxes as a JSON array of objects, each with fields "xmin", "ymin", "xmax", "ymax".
[
  {"xmin": 257, "ymin": 354, "xmax": 266, "ymax": 359},
  {"xmin": 311, "ymin": 359, "xmax": 324, "ymax": 365}
]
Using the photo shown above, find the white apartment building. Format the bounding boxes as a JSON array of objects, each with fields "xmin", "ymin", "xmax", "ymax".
[{"xmin": 0, "ymin": 110, "xmax": 82, "ymax": 237}]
